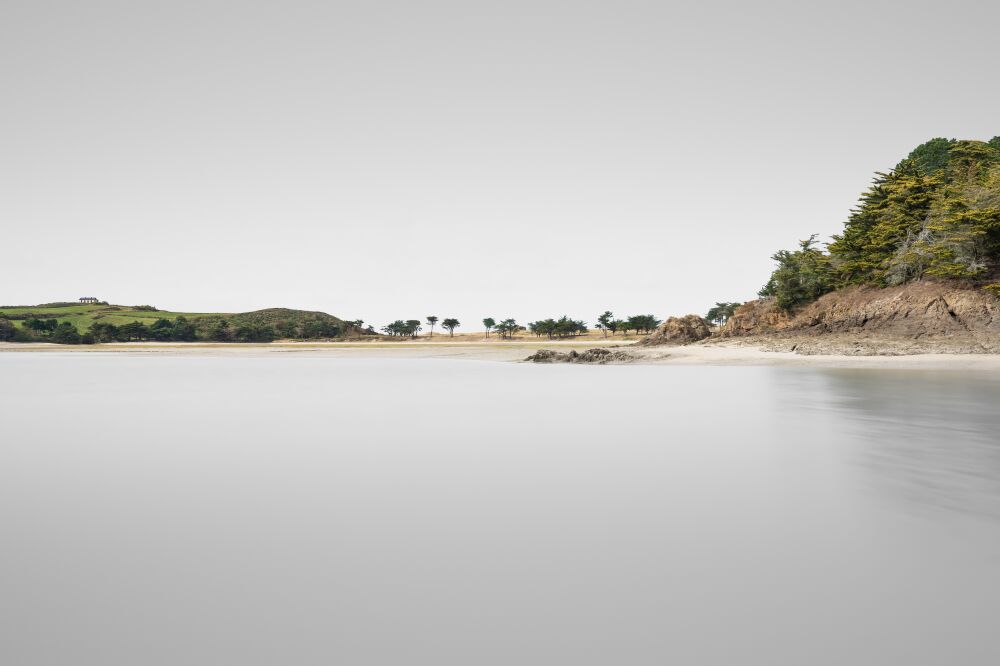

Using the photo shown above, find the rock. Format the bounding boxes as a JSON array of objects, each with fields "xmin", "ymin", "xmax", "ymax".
[
  {"xmin": 524, "ymin": 348, "xmax": 636, "ymax": 364},
  {"xmin": 638, "ymin": 314, "xmax": 712, "ymax": 346},
  {"xmin": 720, "ymin": 281, "xmax": 1000, "ymax": 354}
]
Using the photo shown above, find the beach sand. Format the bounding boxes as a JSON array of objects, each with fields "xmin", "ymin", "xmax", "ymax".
[{"xmin": 4, "ymin": 339, "xmax": 1000, "ymax": 370}]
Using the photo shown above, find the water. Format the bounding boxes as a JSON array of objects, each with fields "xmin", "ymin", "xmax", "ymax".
[{"xmin": 2, "ymin": 354, "xmax": 1000, "ymax": 665}]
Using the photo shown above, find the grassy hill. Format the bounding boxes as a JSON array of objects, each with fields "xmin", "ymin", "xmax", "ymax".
[
  {"xmin": 0, "ymin": 302, "xmax": 369, "ymax": 343},
  {"xmin": 0, "ymin": 303, "xmax": 214, "ymax": 330}
]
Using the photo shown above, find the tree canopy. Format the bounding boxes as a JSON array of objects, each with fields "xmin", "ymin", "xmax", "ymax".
[{"xmin": 761, "ymin": 138, "xmax": 1000, "ymax": 310}]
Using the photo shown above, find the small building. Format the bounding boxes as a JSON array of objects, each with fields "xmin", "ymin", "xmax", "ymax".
[{"xmin": 79, "ymin": 297, "xmax": 100, "ymax": 304}]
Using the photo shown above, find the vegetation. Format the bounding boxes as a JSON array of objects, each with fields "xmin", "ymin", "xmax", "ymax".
[
  {"xmin": 761, "ymin": 137, "xmax": 1000, "ymax": 310},
  {"xmin": 4, "ymin": 303, "xmax": 672, "ymax": 345},
  {"xmin": 758, "ymin": 236, "xmax": 836, "ymax": 310},
  {"xmin": 596, "ymin": 311, "xmax": 615, "ymax": 337},
  {"xmin": 705, "ymin": 302, "xmax": 742, "ymax": 327},
  {"xmin": 381, "ymin": 320, "xmax": 423, "ymax": 337},
  {"xmin": 0, "ymin": 303, "xmax": 369, "ymax": 344},
  {"xmin": 493, "ymin": 318, "xmax": 523, "ymax": 339},
  {"xmin": 0, "ymin": 316, "xmax": 15, "ymax": 341},
  {"xmin": 528, "ymin": 316, "xmax": 588, "ymax": 338},
  {"xmin": 482, "ymin": 317, "xmax": 496, "ymax": 338}
]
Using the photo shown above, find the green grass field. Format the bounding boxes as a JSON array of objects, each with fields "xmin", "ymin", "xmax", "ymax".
[{"xmin": 0, "ymin": 304, "xmax": 221, "ymax": 330}]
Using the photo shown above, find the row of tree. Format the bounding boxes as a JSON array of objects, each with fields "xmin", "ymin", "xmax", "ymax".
[
  {"xmin": 2, "ymin": 316, "xmax": 347, "ymax": 344},
  {"xmin": 382, "ymin": 317, "xmax": 462, "ymax": 338},
  {"xmin": 4, "ymin": 308, "xmax": 751, "ymax": 345},
  {"xmin": 593, "ymin": 312, "xmax": 662, "ymax": 336}
]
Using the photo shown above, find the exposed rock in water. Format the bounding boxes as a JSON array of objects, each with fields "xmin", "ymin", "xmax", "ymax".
[
  {"xmin": 524, "ymin": 348, "xmax": 636, "ymax": 364},
  {"xmin": 720, "ymin": 282, "xmax": 1000, "ymax": 354},
  {"xmin": 638, "ymin": 314, "xmax": 712, "ymax": 346}
]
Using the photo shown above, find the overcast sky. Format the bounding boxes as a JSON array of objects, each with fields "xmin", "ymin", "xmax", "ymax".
[{"xmin": 3, "ymin": 0, "xmax": 998, "ymax": 328}]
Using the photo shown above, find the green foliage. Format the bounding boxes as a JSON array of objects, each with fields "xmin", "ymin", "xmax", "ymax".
[
  {"xmin": 900, "ymin": 138, "xmax": 955, "ymax": 175},
  {"xmin": 482, "ymin": 317, "xmax": 496, "ymax": 338},
  {"xmin": 631, "ymin": 315, "xmax": 661, "ymax": 334},
  {"xmin": 765, "ymin": 137, "xmax": 1000, "ymax": 311},
  {"xmin": 119, "ymin": 321, "xmax": 150, "ymax": 341},
  {"xmin": 528, "ymin": 316, "xmax": 588, "ymax": 338},
  {"xmin": 426, "ymin": 316, "xmax": 438, "ymax": 337},
  {"xmin": 24, "ymin": 318, "xmax": 58, "ymax": 334},
  {"xmin": 596, "ymin": 311, "xmax": 614, "ymax": 336},
  {"xmin": 0, "ymin": 317, "xmax": 16, "ymax": 341},
  {"xmin": 706, "ymin": 302, "xmax": 741, "ymax": 326},
  {"xmin": 828, "ymin": 162, "xmax": 941, "ymax": 284},
  {"xmin": 493, "ymin": 318, "xmax": 522, "ymax": 339},
  {"xmin": 441, "ymin": 318, "xmax": 460, "ymax": 336},
  {"xmin": 759, "ymin": 236, "xmax": 836, "ymax": 310},
  {"xmin": 381, "ymin": 320, "xmax": 422, "ymax": 337},
  {"xmin": 51, "ymin": 322, "xmax": 82, "ymax": 344}
]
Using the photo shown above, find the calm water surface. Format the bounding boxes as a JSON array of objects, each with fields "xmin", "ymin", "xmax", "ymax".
[{"xmin": 2, "ymin": 354, "xmax": 1000, "ymax": 665}]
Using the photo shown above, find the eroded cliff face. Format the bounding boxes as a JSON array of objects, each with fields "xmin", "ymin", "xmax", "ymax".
[
  {"xmin": 720, "ymin": 282, "xmax": 1000, "ymax": 353},
  {"xmin": 638, "ymin": 314, "xmax": 712, "ymax": 346}
]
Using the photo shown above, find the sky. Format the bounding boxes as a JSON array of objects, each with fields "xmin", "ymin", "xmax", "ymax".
[{"xmin": 3, "ymin": 0, "xmax": 999, "ymax": 330}]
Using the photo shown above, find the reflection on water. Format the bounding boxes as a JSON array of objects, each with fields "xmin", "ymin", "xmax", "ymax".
[
  {"xmin": 778, "ymin": 369, "xmax": 1000, "ymax": 520},
  {"xmin": 2, "ymin": 355, "xmax": 1000, "ymax": 666}
]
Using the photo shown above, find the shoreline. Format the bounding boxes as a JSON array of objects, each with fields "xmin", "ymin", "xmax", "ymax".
[{"xmin": 4, "ymin": 339, "xmax": 1000, "ymax": 370}]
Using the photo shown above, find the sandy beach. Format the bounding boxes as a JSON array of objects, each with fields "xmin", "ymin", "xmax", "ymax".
[{"xmin": 4, "ymin": 338, "xmax": 1000, "ymax": 369}]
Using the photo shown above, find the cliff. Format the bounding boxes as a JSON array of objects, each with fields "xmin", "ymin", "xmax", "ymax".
[{"xmin": 720, "ymin": 282, "xmax": 1000, "ymax": 354}]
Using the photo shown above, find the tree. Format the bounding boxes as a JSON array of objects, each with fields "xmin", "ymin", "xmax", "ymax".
[
  {"xmin": 150, "ymin": 318, "xmax": 175, "ymax": 341},
  {"xmin": 0, "ymin": 317, "xmax": 16, "ymax": 341},
  {"xmin": 120, "ymin": 321, "xmax": 150, "ymax": 341},
  {"xmin": 426, "ymin": 316, "xmax": 438, "ymax": 338},
  {"xmin": 301, "ymin": 319, "xmax": 340, "ymax": 339},
  {"xmin": 759, "ymin": 235, "xmax": 835, "ymax": 311},
  {"xmin": 24, "ymin": 318, "xmax": 57, "ymax": 335},
  {"xmin": 826, "ymin": 139, "xmax": 1000, "ymax": 288},
  {"xmin": 494, "ymin": 318, "xmax": 522, "ymax": 339},
  {"xmin": 597, "ymin": 311, "xmax": 614, "ymax": 337},
  {"xmin": 900, "ymin": 137, "xmax": 955, "ymax": 175},
  {"xmin": 405, "ymin": 319, "xmax": 422, "ymax": 338},
  {"xmin": 51, "ymin": 321, "xmax": 82, "ymax": 344},
  {"xmin": 441, "ymin": 318, "xmax": 460, "ymax": 337},
  {"xmin": 482, "ymin": 317, "xmax": 496, "ymax": 339},
  {"xmin": 88, "ymin": 322, "xmax": 120, "ymax": 343},
  {"xmin": 208, "ymin": 320, "xmax": 231, "ymax": 342},
  {"xmin": 625, "ymin": 314, "xmax": 661, "ymax": 334},
  {"xmin": 172, "ymin": 316, "xmax": 197, "ymax": 341},
  {"xmin": 233, "ymin": 323, "xmax": 276, "ymax": 342},
  {"xmin": 706, "ymin": 302, "xmax": 742, "ymax": 327}
]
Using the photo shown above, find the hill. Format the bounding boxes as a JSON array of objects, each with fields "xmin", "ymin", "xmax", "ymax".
[
  {"xmin": 713, "ymin": 137, "xmax": 1000, "ymax": 354},
  {"xmin": 0, "ymin": 303, "xmax": 370, "ymax": 344}
]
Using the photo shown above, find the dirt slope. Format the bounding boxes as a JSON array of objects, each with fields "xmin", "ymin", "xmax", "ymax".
[{"xmin": 720, "ymin": 282, "xmax": 1000, "ymax": 354}]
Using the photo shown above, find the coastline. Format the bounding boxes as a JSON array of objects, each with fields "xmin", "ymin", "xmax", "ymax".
[{"xmin": 4, "ymin": 339, "xmax": 1000, "ymax": 370}]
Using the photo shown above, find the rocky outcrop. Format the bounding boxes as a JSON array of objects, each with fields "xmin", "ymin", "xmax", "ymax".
[
  {"xmin": 721, "ymin": 282, "xmax": 1000, "ymax": 353},
  {"xmin": 524, "ymin": 348, "xmax": 636, "ymax": 364},
  {"xmin": 638, "ymin": 315, "xmax": 712, "ymax": 346}
]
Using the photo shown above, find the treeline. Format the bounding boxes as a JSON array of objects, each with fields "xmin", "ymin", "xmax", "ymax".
[
  {"xmin": 595, "ymin": 312, "xmax": 661, "ymax": 336},
  {"xmin": 381, "ymin": 317, "xmax": 463, "ymax": 338},
  {"xmin": 761, "ymin": 137, "xmax": 1000, "ymax": 311},
  {"xmin": 1, "ymin": 315, "xmax": 362, "ymax": 344},
  {"xmin": 1, "ymin": 309, "xmax": 680, "ymax": 345}
]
